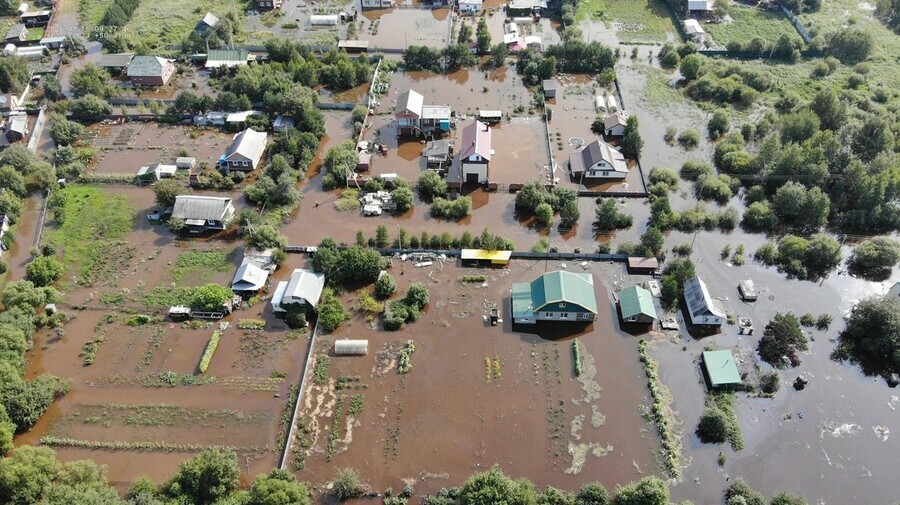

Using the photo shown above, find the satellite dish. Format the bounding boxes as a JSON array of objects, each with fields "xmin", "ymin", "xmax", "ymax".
[{"xmin": 0, "ymin": 96, "xmax": 7, "ymax": 104}]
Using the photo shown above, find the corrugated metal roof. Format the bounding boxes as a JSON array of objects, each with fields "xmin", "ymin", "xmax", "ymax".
[
  {"xmin": 282, "ymin": 268, "xmax": 325, "ymax": 308},
  {"xmin": 421, "ymin": 105, "xmax": 451, "ymax": 120},
  {"xmin": 460, "ymin": 249, "xmax": 511, "ymax": 262},
  {"xmin": 396, "ymin": 89, "xmax": 423, "ymax": 117},
  {"xmin": 5, "ymin": 24, "xmax": 26, "ymax": 40},
  {"xmin": 619, "ymin": 285, "xmax": 657, "ymax": 320},
  {"xmin": 603, "ymin": 112, "xmax": 628, "ymax": 130},
  {"xmin": 205, "ymin": 49, "xmax": 249, "ymax": 68},
  {"xmin": 172, "ymin": 195, "xmax": 233, "ymax": 222},
  {"xmin": 684, "ymin": 275, "xmax": 727, "ymax": 321},
  {"xmin": 531, "ymin": 271, "xmax": 598, "ymax": 313},
  {"xmin": 568, "ymin": 139, "xmax": 627, "ymax": 175},
  {"xmin": 702, "ymin": 350, "xmax": 742, "ymax": 386},
  {"xmin": 224, "ymin": 128, "xmax": 267, "ymax": 166},
  {"xmin": 460, "ymin": 120, "xmax": 492, "ymax": 161},
  {"xmin": 99, "ymin": 53, "xmax": 135, "ymax": 67},
  {"xmin": 231, "ymin": 262, "xmax": 269, "ymax": 291}
]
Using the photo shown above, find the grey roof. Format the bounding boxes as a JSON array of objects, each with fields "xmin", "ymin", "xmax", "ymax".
[
  {"xmin": 604, "ymin": 112, "xmax": 628, "ymax": 130},
  {"xmin": 6, "ymin": 24, "xmax": 26, "ymax": 40},
  {"xmin": 568, "ymin": 139, "xmax": 627, "ymax": 174},
  {"xmin": 199, "ymin": 12, "xmax": 219, "ymax": 28},
  {"xmin": 99, "ymin": 53, "xmax": 135, "ymax": 68},
  {"xmin": 231, "ymin": 262, "xmax": 269, "ymax": 291},
  {"xmin": 205, "ymin": 49, "xmax": 249, "ymax": 68},
  {"xmin": 421, "ymin": 105, "xmax": 451, "ymax": 120},
  {"xmin": 283, "ymin": 268, "xmax": 326, "ymax": 308},
  {"xmin": 171, "ymin": 195, "xmax": 233, "ymax": 222},
  {"xmin": 8, "ymin": 116, "xmax": 27, "ymax": 135},
  {"xmin": 423, "ymin": 139, "xmax": 450, "ymax": 158},
  {"xmin": 224, "ymin": 128, "xmax": 267, "ymax": 166},
  {"xmin": 542, "ymin": 78, "xmax": 557, "ymax": 91},
  {"xmin": 127, "ymin": 55, "xmax": 170, "ymax": 77},
  {"xmin": 684, "ymin": 275, "xmax": 727, "ymax": 322},
  {"xmin": 396, "ymin": 89, "xmax": 424, "ymax": 117}
]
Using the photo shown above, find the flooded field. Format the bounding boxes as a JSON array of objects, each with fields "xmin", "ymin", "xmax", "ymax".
[
  {"xmin": 289, "ymin": 259, "xmax": 660, "ymax": 494},
  {"xmin": 360, "ymin": 7, "xmax": 451, "ymax": 50},
  {"xmin": 15, "ymin": 185, "xmax": 303, "ymax": 488},
  {"xmin": 85, "ymin": 123, "xmax": 240, "ymax": 175}
]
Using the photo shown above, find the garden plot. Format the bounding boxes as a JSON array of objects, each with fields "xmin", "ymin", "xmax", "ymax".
[
  {"xmin": 359, "ymin": 7, "xmax": 451, "ymax": 51},
  {"xmin": 22, "ymin": 184, "xmax": 309, "ymax": 485},
  {"xmin": 704, "ymin": 6, "xmax": 797, "ymax": 49},
  {"xmin": 87, "ymin": 123, "xmax": 236, "ymax": 175},
  {"xmin": 286, "ymin": 260, "xmax": 660, "ymax": 493}
]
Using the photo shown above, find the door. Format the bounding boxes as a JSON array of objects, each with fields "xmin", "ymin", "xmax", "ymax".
[{"xmin": 466, "ymin": 172, "xmax": 479, "ymax": 184}]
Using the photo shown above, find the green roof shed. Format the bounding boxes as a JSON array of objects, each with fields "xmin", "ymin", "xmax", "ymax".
[
  {"xmin": 702, "ymin": 350, "xmax": 742, "ymax": 388},
  {"xmin": 619, "ymin": 285, "xmax": 657, "ymax": 323}
]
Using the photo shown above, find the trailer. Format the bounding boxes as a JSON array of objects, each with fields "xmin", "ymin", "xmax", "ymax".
[{"xmin": 738, "ymin": 280, "xmax": 758, "ymax": 301}]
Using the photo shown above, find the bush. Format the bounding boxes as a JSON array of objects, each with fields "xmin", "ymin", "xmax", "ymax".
[
  {"xmin": 332, "ymin": 468, "xmax": 362, "ymax": 500},
  {"xmin": 535, "ymin": 202, "xmax": 553, "ymax": 227},
  {"xmin": 191, "ymin": 284, "xmax": 233, "ymax": 312},
  {"xmin": 696, "ymin": 406, "xmax": 729, "ymax": 444},
  {"xmin": 374, "ymin": 274, "xmax": 396, "ymax": 299},
  {"xmin": 198, "ymin": 330, "xmax": 222, "ymax": 373},
  {"xmin": 417, "ymin": 170, "xmax": 448, "ymax": 202},
  {"xmin": 677, "ymin": 129, "xmax": 700, "ymax": 149},
  {"xmin": 648, "ymin": 166, "xmax": 678, "ymax": 191},
  {"xmin": 680, "ymin": 160, "xmax": 711, "ymax": 179},
  {"xmin": 317, "ymin": 288, "xmax": 349, "ymax": 332},
  {"xmin": 25, "ymin": 256, "xmax": 64, "ymax": 287},
  {"xmin": 405, "ymin": 283, "xmax": 429, "ymax": 310},
  {"xmin": 593, "ymin": 198, "xmax": 632, "ymax": 231},
  {"xmin": 848, "ymin": 237, "xmax": 900, "ymax": 279},
  {"xmin": 430, "ymin": 196, "xmax": 472, "ymax": 220},
  {"xmin": 759, "ymin": 371, "xmax": 780, "ymax": 395},
  {"xmin": 708, "ymin": 110, "xmax": 730, "ymax": 139}
]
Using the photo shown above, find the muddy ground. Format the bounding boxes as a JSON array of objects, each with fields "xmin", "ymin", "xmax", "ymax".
[{"xmin": 291, "ymin": 259, "xmax": 660, "ymax": 495}]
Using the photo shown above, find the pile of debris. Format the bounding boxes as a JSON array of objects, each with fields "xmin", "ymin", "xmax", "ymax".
[{"xmin": 361, "ymin": 191, "xmax": 394, "ymax": 216}]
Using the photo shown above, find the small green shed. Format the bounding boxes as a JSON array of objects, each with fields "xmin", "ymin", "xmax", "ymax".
[
  {"xmin": 702, "ymin": 350, "xmax": 742, "ymax": 389},
  {"xmin": 619, "ymin": 285, "xmax": 657, "ymax": 324}
]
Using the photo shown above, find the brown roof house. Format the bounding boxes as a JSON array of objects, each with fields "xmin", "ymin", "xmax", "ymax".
[
  {"xmin": 220, "ymin": 128, "xmax": 267, "ymax": 173},
  {"xmin": 603, "ymin": 112, "xmax": 628, "ymax": 137},
  {"xmin": 460, "ymin": 120, "xmax": 492, "ymax": 184},
  {"xmin": 127, "ymin": 56, "xmax": 176, "ymax": 86},
  {"xmin": 568, "ymin": 139, "xmax": 628, "ymax": 180}
]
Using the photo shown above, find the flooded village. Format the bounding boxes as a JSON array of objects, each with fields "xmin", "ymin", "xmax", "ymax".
[{"xmin": 0, "ymin": 0, "xmax": 899, "ymax": 504}]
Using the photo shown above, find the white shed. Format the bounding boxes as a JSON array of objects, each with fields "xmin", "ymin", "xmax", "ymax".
[
  {"xmin": 335, "ymin": 340, "xmax": 369, "ymax": 355},
  {"xmin": 605, "ymin": 94, "xmax": 618, "ymax": 113},
  {"xmin": 176, "ymin": 157, "xmax": 197, "ymax": 170},
  {"xmin": 310, "ymin": 14, "xmax": 340, "ymax": 26}
]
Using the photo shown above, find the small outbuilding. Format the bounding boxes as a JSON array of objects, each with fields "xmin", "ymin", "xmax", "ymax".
[
  {"xmin": 127, "ymin": 55, "xmax": 176, "ymax": 86},
  {"xmin": 21, "ymin": 10, "xmax": 52, "ymax": 27},
  {"xmin": 273, "ymin": 115, "xmax": 295, "ymax": 132},
  {"xmin": 618, "ymin": 285, "xmax": 657, "ymax": 324},
  {"xmin": 5, "ymin": 115, "xmax": 28, "ymax": 143},
  {"xmin": 422, "ymin": 139, "xmax": 452, "ymax": 169},
  {"xmin": 461, "ymin": 249, "xmax": 511, "ymax": 266},
  {"xmin": 230, "ymin": 262, "xmax": 270, "ymax": 294},
  {"xmin": 338, "ymin": 40, "xmax": 370, "ymax": 53},
  {"xmin": 603, "ymin": 112, "xmax": 628, "ymax": 137},
  {"xmin": 335, "ymin": 340, "xmax": 369, "ymax": 355},
  {"xmin": 542, "ymin": 78, "xmax": 558, "ymax": 99},
  {"xmin": 176, "ymin": 157, "xmax": 197, "ymax": 170},
  {"xmin": 738, "ymin": 279, "xmax": 757, "ymax": 301},
  {"xmin": 701, "ymin": 350, "xmax": 742, "ymax": 389},
  {"xmin": 271, "ymin": 269, "xmax": 326, "ymax": 313},
  {"xmin": 196, "ymin": 12, "xmax": 219, "ymax": 35},
  {"xmin": 5, "ymin": 24, "xmax": 27, "ymax": 43},
  {"xmin": 684, "ymin": 275, "xmax": 727, "ymax": 326},
  {"xmin": 310, "ymin": 14, "xmax": 340, "ymax": 26},
  {"xmin": 136, "ymin": 163, "xmax": 177, "ymax": 182},
  {"xmin": 627, "ymin": 257, "xmax": 660, "ymax": 275},
  {"xmin": 99, "ymin": 52, "xmax": 135, "ymax": 73}
]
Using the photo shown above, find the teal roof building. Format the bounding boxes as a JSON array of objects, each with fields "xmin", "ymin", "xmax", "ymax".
[
  {"xmin": 511, "ymin": 271, "xmax": 598, "ymax": 324},
  {"xmin": 619, "ymin": 285, "xmax": 657, "ymax": 324}
]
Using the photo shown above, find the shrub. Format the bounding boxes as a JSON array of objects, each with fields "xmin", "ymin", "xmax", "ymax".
[
  {"xmin": 679, "ymin": 160, "xmax": 711, "ymax": 179},
  {"xmin": 374, "ymin": 274, "xmax": 396, "ymax": 299},
  {"xmin": 759, "ymin": 371, "xmax": 780, "ymax": 396},
  {"xmin": 198, "ymin": 330, "xmax": 222, "ymax": 373},
  {"xmin": 848, "ymin": 237, "xmax": 900, "ymax": 279},
  {"xmin": 708, "ymin": 110, "xmax": 730, "ymax": 139},
  {"xmin": 430, "ymin": 196, "xmax": 472, "ymax": 220},
  {"xmin": 696, "ymin": 406, "xmax": 729, "ymax": 444},
  {"xmin": 332, "ymin": 468, "xmax": 362, "ymax": 500},
  {"xmin": 405, "ymin": 283, "xmax": 429, "ymax": 310},
  {"xmin": 677, "ymin": 129, "xmax": 700, "ymax": 150},
  {"xmin": 25, "ymin": 256, "xmax": 64, "ymax": 287},
  {"xmin": 317, "ymin": 288, "xmax": 349, "ymax": 332},
  {"xmin": 535, "ymin": 202, "xmax": 553, "ymax": 227},
  {"xmin": 417, "ymin": 170, "xmax": 448, "ymax": 202},
  {"xmin": 758, "ymin": 312, "xmax": 807, "ymax": 367},
  {"xmin": 593, "ymin": 198, "xmax": 633, "ymax": 231}
]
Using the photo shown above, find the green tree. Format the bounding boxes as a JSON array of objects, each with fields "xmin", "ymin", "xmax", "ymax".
[
  {"xmin": 852, "ymin": 115, "xmax": 894, "ymax": 162},
  {"xmin": 246, "ymin": 224, "xmax": 287, "ymax": 251},
  {"xmin": 191, "ymin": 284, "xmax": 233, "ymax": 312},
  {"xmin": 809, "ymin": 88, "xmax": 843, "ymax": 131},
  {"xmin": 0, "ymin": 56, "xmax": 33, "ymax": 94},
  {"xmin": 593, "ymin": 198, "xmax": 632, "ymax": 231},
  {"xmin": 69, "ymin": 63, "xmax": 112, "ymax": 98},
  {"xmin": 0, "ymin": 145, "xmax": 36, "ymax": 174},
  {"xmin": 835, "ymin": 297, "xmax": 900, "ymax": 373},
  {"xmin": 559, "ymin": 199, "xmax": 580, "ymax": 228},
  {"xmin": 614, "ymin": 476, "xmax": 670, "ymax": 505},
  {"xmin": 742, "ymin": 201, "xmax": 777, "ymax": 232},
  {"xmin": 339, "ymin": 246, "xmax": 385, "ymax": 283},
  {"xmin": 476, "ymin": 18, "xmax": 492, "ymax": 54},
  {"xmin": 332, "ymin": 467, "xmax": 361, "ymax": 500},
  {"xmin": 726, "ymin": 479, "xmax": 766, "ymax": 505},
  {"xmin": 68, "ymin": 94, "xmax": 112, "ymax": 117},
  {"xmin": 0, "ymin": 404, "xmax": 14, "ymax": 455},
  {"xmin": 375, "ymin": 225, "xmax": 389, "ymax": 248},
  {"xmin": 640, "ymin": 227, "xmax": 664, "ymax": 256},
  {"xmin": 679, "ymin": 53, "xmax": 703, "ymax": 80},
  {"xmin": 391, "ymin": 187, "xmax": 414, "ymax": 213},
  {"xmin": 826, "ymin": 27, "xmax": 874, "ymax": 63},
  {"xmin": 246, "ymin": 469, "xmax": 311, "ymax": 505},
  {"xmin": 0, "ymin": 445, "xmax": 61, "ymax": 505},
  {"xmin": 620, "ymin": 115, "xmax": 643, "ymax": 158},
  {"xmin": 780, "ymin": 109, "xmax": 820, "ymax": 144},
  {"xmin": 374, "ymin": 273, "xmax": 396, "ymax": 299},
  {"xmin": 574, "ymin": 482, "xmax": 609, "ymax": 505},
  {"xmin": 405, "ymin": 283, "xmax": 429, "ymax": 310},
  {"xmin": 0, "ymin": 166, "xmax": 26, "ymax": 198},
  {"xmin": 489, "ymin": 42, "xmax": 509, "ymax": 69},
  {"xmin": 25, "ymin": 256, "xmax": 64, "ymax": 287},
  {"xmin": 457, "ymin": 22, "xmax": 473, "ymax": 44},
  {"xmin": 49, "ymin": 116, "xmax": 85, "ymax": 146},
  {"xmin": 758, "ymin": 312, "xmax": 808, "ymax": 367},
  {"xmin": 44, "ymin": 459, "xmax": 120, "ymax": 505},
  {"xmin": 418, "ymin": 170, "xmax": 449, "ymax": 202},
  {"xmin": 848, "ymin": 237, "xmax": 900, "ymax": 278},
  {"xmin": 153, "ymin": 179, "xmax": 188, "ymax": 209},
  {"xmin": 162, "ymin": 448, "xmax": 239, "ymax": 505},
  {"xmin": 696, "ymin": 406, "xmax": 729, "ymax": 444},
  {"xmin": 535, "ymin": 202, "xmax": 554, "ymax": 227}
]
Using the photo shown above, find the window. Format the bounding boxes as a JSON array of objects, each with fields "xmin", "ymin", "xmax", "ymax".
[
  {"xmin": 559, "ymin": 302, "xmax": 566, "ymax": 308},
  {"xmin": 543, "ymin": 312, "xmax": 553, "ymax": 318},
  {"xmin": 559, "ymin": 312, "xmax": 569, "ymax": 319},
  {"xmin": 242, "ymin": 160, "xmax": 250, "ymax": 167}
]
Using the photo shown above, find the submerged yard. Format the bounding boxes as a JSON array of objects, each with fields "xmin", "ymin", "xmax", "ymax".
[
  {"xmin": 575, "ymin": 0, "xmax": 678, "ymax": 42},
  {"xmin": 704, "ymin": 6, "xmax": 797, "ymax": 47}
]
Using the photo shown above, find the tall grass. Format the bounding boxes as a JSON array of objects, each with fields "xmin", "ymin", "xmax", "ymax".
[{"xmin": 198, "ymin": 330, "xmax": 222, "ymax": 373}]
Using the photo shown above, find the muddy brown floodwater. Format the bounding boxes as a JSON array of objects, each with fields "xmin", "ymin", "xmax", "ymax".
[{"xmin": 292, "ymin": 259, "xmax": 660, "ymax": 497}]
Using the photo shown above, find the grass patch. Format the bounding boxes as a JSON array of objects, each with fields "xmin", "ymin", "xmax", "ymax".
[
  {"xmin": 53, "ymin": 403, "xmax": 272, "ymax": 429},
  {"xmin": 706, "ymin": 391, "xmax": 744, "ymax": 451},
  {"xmin": 334, "ymin": 189, "xmax": 361, "ymax": 212},
  {"xmin": 46, "ymin": 186, "xmax": 136, "ymax": 287},
  {"xmin": 638, "ymin": 339, "xmax": 681, "ymax": 478},
  {"xmin": 171, "ymin": 249, "xmax": 234, "ymax": 282},
  {"xmin": 237, "ymin": 318, "xmax": 266, "ymax": 330},
  {"xmin": 25, "ymin": 27, "xmax": 46, "ymax": 42},
  {"xmin": 576, "ymin": 0, "xmax": 677, "ymax": 42},
  {"xmin": 460, "ymin": 275, "xmax": 487, "ymax": 283},
  {"xmin": 312, "ymin": 355, "xmax": 331, "ymax": 385},
  {"xmin": 140, "ymin": 286, "xmax": 199, "ymax": 309},
  {"xmin": 705, "ymin": 6, "xmax": 797, "ymax": 47},
  {"xmin": 198, "ymin": 330, "xmax": 222, "ymax": 373},
  {"xmin": 348, "ymin": 394, "xmax": 364, "ymax": 417},
  {"xmin": 398, "ymin": 340, "xmax": 415, "ymax": 374},
  {"xmin": 80, "ymin": 0, "xmax": 245, "ymax": 48},
  {"xmin": 635, "ymin": 64, "xmax": 692, "ymax": 110}
]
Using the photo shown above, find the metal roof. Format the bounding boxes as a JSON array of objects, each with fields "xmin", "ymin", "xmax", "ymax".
[
  {"xmin": 422, "ymin": 139, "xmax": 451, "ymax": 158},
  {"xmin": 569, "ymin": 139, "xmax": 627, "ymax": 174},
  {"xmin": 127, "ymin": 55, "xmax": 170, "ymax": 78},
  {"xmin": 99, "ymin": 53, "xmax": 135, "ymax": 68},
  {"xmin": 171, "ymin": 195, "xmax": 233, "ymax": 222},
  {"xmin": 421, "ymin": 104, "xmax": 451, "ymax": 120},
  {"xmin": 702, "ymin": 350, "xmax": 742, "ymax": 386},
  {"xmin": 460, "ymin": 249, "xmax": 511, "ymax": 262},
  {"xmin": 231, "ymin": 262, "xmax": 269, "ymax": 291},
  {"xmin": 542, "ymin": 78, "xmax": 557, "ymax": 91},
  {"xmin": 513, "ymin": 271, "xmax": 598, "ymax": 317},
  {"xmin": 684, "ymin": 275, "xmax": 727, "ymax": 321},
  {"xmin": 603, "ymin": 112, "xmax": 628, "ymax": 130},
  {"xmin": 282, "ymin": 268, "xmax": 325, "ymax": 308},
  {"xmin": 5, "ymin": 24, "xmax": 26, "ymax": 40},
  {"xmin": 205, "ymin": 49, "xmax": 249, "ymax": 68},
  {"xmin": 460, "ymin": 120, "xmax": 492, "ymax": 161},
  {"xmin": 684, "ymin": 18, "xmax": 705, "ymax": 35},
  {"xmin": 199, "ymin": 12, "xmax": 219, "ymax": 28},
  {"xmin": 395, "ymin": 89, "xmax": 424, "ymax": 117},
  {"xmin": 627, "ymin": 257, "xmax": 659, "ymax": 270},
  {"xmin": 619, "ymin": 285, "xmax": 657, "ymax": 320},
  {"xmin": 223, "ymin": 128, "xmax": 267, "ymax": 166}
]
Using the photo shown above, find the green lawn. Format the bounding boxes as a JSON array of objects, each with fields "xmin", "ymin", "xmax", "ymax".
[
  {"xmin": 26, "ymin": 27, "xmax": 45, "ymax": 42},
  {"xmin": 705, "ymin": 6, "xmax": 797, "ymax": 47},
  {"xmin": 79, "ymin": 0, "xmax": 243, "ymax": 49},
  {"xmin": 576, "ymin": 0, "xmax": 678, "ymax": 42},
  {"xmin": 799, "ymin": 0, "xmax": 900, "ymax": 88},
  {"xmin": 171, "ymin": 249, "xmax": 235, "ymax": 283},
  {"xmin": 46, "ymin": 186, "xmax": 136, "ymax": 288}
]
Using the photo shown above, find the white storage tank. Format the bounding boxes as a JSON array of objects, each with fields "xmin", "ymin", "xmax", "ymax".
[
  {"xmin": 594, "ymin": 96, "xmax": 607, "ymax": 113},
  {"xmin": 512, "ymin": 16, "xmax": 534, "ymax": 25},
  {"xmin": 310, "ymin": 14, "xmax": 340, "ymax": 26},
  {"xmin": 606, "ymin": 94, "xmax": 618, "ymax": 113}
]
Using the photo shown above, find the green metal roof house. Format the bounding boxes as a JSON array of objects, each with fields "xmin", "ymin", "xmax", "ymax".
[
  {"xmin": 511, "ymin": 270, "xmax": 598, "ymax": 324},
  {"xmin": 702, "ymin": 350, "xmax": 742, "ymax": 389},
  {"xmin": 619, "ymin": 285, "xmax": 657, "ymax": 324}
]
